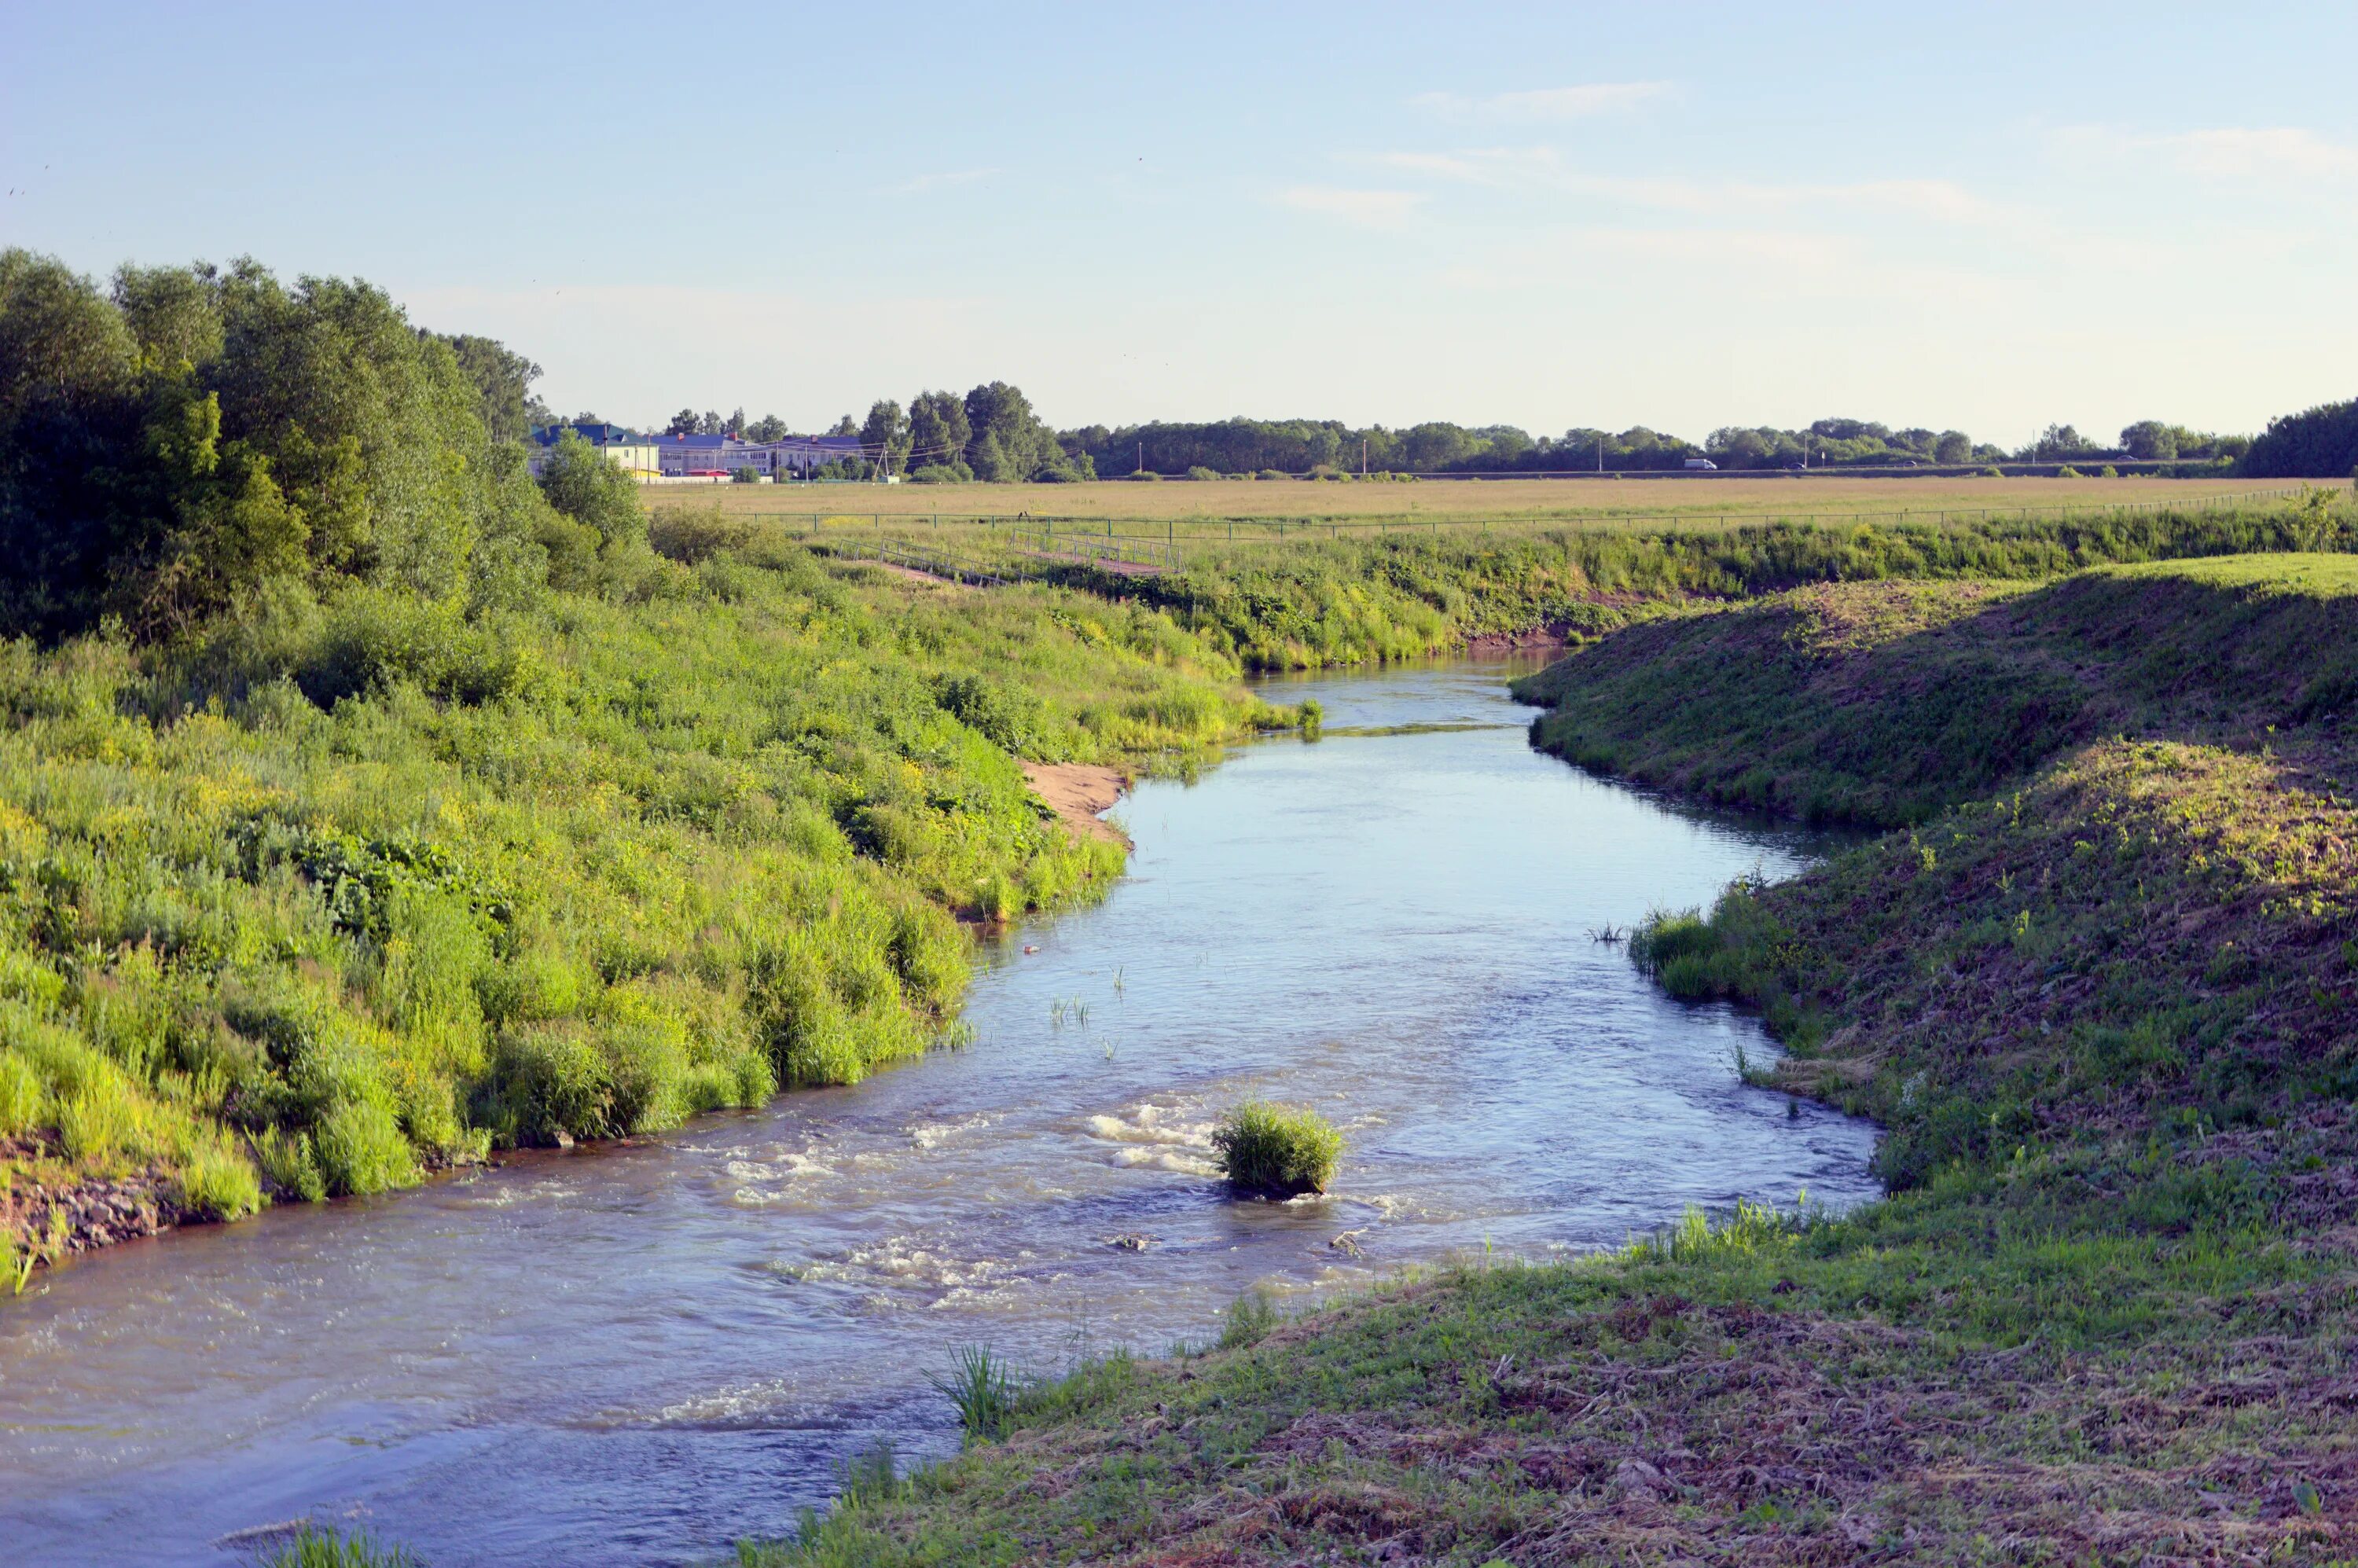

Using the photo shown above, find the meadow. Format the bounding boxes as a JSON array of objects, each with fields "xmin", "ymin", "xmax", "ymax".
[
  {"xmin": 652, "ymin": 472, "xmax": 2283, "ymax": 534},
  {"xmin": 729, "ymin": 542, "xmax": 2358, "ymax": 1566}
]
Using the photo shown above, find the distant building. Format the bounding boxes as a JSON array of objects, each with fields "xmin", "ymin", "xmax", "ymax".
[
  {"xmin": 653, "ymin": 431, "xmax": 869, "ymax": 479},
  {"xmin": 529, "ymin": 423, "xmax": 661, "ymax": 477},
  {"xmin": 529, "ymin": 424, "xmax": 873, "ymax": 480}
]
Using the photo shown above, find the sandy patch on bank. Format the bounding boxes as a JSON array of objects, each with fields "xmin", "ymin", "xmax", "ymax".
[{"xmin": 1021, "ymin": 762, "xmax": 1129, "ymax": 845}]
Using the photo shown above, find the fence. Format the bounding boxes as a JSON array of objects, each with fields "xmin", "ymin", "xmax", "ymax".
[{"xmin": 827, "ymin": 538, "xmax": 1011, "ymax": 586}]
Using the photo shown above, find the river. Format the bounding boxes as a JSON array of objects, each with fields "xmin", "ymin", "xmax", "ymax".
[{"xmin": 0, "ymin": 659, "xmax": 1879, "ymax": 1566}]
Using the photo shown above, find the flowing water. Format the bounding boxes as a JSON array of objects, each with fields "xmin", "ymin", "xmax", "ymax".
[{"xmin": 0, "ymin": 661, "xmax": 1879, "ymax": 1566}]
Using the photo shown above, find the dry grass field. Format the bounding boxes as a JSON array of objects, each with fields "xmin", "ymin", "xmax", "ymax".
[{"xmin": 645, "ymin": 473, "xmax": 2290, "ymax": 532}]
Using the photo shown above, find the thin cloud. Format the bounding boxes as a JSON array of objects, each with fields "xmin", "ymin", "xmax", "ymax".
[
  {"xmin": 1275, "ymin": 185, "xmax": 1426, "ymax": 230},
  {"xmin": 1414, "ymin": 83, "xmax": 1670, "ymax": 122},
  {"xmin": 2057, "ymin": 124, "xmax": 2358, "ymax": 181},
  {"xmin": 891, "ymin": 167, "xmax": 1004, "ymax": 194},
  {"xmin": 1372, "ymin": 148, "xmax": 2005, "ymax": 226}
]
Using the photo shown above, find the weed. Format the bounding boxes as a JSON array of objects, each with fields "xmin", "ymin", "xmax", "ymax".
[
  {"xmin": 1210, "ymin": 1100, "xmax": 1342, "ymax": 1198},
  {"xmin": 925, "ymin": 1345, "xmax": 1018, "ymax": 1445},
  {"xmin": 254, "ymin": 1524, "xmax": 422, "ymax": 1568},
  {"xmin": 1218, "ymin": 1286, "xmax": 1283, "ymax": 1349}
]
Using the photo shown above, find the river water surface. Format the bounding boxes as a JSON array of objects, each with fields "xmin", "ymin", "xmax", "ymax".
[{"xmin": 0, "ymin": 661, "xmax": 1877, "ymax": 1566}]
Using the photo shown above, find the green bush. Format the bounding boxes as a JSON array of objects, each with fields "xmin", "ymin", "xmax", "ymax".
[
  {"xmin": 0, "ymin": 1051, "xmax": 44, "ymax": 1135},
  {"xmin": 313, "ymin": 1099, "xmax": 420, "ymax": 1195},
  {"xmin": 175, "ymin": 1140, "xmax": 265, "ymax": 1220},
  {"xmin": 255, "ymin": 1128, "xmax": 328, "ymax": 1203},
  {"xmin": 1185, "ymin": 466, "xmax": 1221, "ymax": 482},
  {"xmin": 1211, "ymin": 1100, "xmax": 1342, "ymax": 1197},
  {"xmin": 650, "ymin": 507, "xmax": 758, "ymax": 564}
]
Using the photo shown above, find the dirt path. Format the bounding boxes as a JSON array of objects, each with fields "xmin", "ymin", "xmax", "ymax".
[{"xmin": 1021, "ymin": 762, "xmax": 1129, "ymax": 845}]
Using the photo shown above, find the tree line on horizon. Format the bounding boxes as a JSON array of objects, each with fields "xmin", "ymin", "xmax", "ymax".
[
  {"xmin": 7, "ymin": 244, "xmax": 2352, "ymax": 535},
  {"xmin": 586, "ymin": 402, "xmax": 2347, "ymax": 484}
]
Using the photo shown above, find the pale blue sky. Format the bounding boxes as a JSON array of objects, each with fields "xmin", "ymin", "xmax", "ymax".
[{"xmin": 6, "ymin": 2, "xmax": 2353, "ymax": 444}]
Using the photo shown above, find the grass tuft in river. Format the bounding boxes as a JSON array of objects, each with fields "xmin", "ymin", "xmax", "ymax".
[
  {"xmin": 1210, "ymin": 1101, "xmax": 1341, "ymax": 1199},
  {"xmin": 255, "ymin": 1524, "xmax": 422, "ymax": 1568}
]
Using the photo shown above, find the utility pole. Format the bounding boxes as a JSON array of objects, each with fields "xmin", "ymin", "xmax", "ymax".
[
  {"xmin": 1361, "ymin": 437, "xmax": 1368, "ymax": 476},
  {"xmin": 1137, "ymin": 440, "xmax": 1143, "ymax": 476}
]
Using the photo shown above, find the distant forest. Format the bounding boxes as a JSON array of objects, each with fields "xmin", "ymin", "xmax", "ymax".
[{"xmin": 604, "ymin": 392, "xmax": 2356, "ymax": 483}]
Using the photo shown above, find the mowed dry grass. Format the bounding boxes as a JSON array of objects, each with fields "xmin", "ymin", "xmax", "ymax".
[{"xmin": 645, "ymin": 474, "xmax": 2282, "ymax": 528}]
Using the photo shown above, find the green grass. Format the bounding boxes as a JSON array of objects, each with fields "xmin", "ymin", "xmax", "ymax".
[
  {"xmin": 1518, "ymin": 542, "xmax": 2358, "ymax": 825},
  {"xmin": 255, "ymin": 1525, "xmax": 423, "ymax": 1568},
  {"xmin": 729, "ymin": 548, "xmax": 2358, "ymax": 1565},
  {"xmin": 1, "ymin": 534, "xmax": 1291, "ymax": 1265},
  {"xmin": 1210, "ymin": 1100, "xmax": 1342, "ymax": 1198}
]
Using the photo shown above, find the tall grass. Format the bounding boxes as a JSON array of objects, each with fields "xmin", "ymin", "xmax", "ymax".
[
  {"xmin": 924, "ymin": 1345, "xmax": 1018, "ymax": 1445},
  {"xmin": 1210, "ymin": 1100, "xmax": 1342, "ymax": 1197},
  {"xmin": 0, "ymin": 538, "xmax": 1289, "ymax": 1247},
  {"xmin": 255, "ymin": 1525, "xmax": 422, "ymax": 1568}
]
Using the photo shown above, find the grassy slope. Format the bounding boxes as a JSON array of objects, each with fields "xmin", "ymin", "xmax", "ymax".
[
  {"xmin": 749, "ymin": 555, "xmax": 2358, "ymax": 1565},
  {"xmin": 1518, "ymin": 553, "xmax": 2358, "ymax": 824},
  {"xmin": 0, "ymin": 538, "xmax": 1290, "ymax": 1272},
  {"xmin": 1082, "ymin": 497, "xmax": 2358, "ymax": 670}
]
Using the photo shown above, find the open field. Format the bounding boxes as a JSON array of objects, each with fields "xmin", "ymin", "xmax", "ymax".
[{"xmin": 645, "ymin": 474, "xmax": 2295, "ymax": 533}]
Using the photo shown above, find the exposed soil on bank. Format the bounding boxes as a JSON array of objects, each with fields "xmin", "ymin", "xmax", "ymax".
[
  {"xmin": 1020, "ymin": 762, "xmax": 1130, "ymax": 845},
  {"xmin": 2, "ymin": 1133, "xmax": 187, "ymax": 1265}
]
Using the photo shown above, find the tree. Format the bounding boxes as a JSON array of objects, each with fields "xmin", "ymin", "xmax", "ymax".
[
  {"xmin": 1934, "ymin": 430, "xmax": 1974, "ymax": 464},
  {"xmin": 828, "ymin": 413, "xmax": 858, "ymax": 437},
  {"xmin": 860, "ymin": 399, "xmax": 913, "ymax": 476},
  {"xmin": 538, "ymin": 430, "xmax": 643, "ymax": 548},
  {"xmin": 667, "ymin": 408, "xmax": 698, "ymax": 436},
  {"xmin": 2120, "ymin": 420, "xmax": 2179, "ymax": 461},
  {"xmin": 697, "ymin": 409, "xmax": 725, "ymax": 435},
  {"xmin": 0, "ymin": 248, "xmax": 523, "ymax": 635},
  {"xmin": 961, "ymin": 381, "xmax": 1075, "ymax": 481},
  {"xmin": 725, "ymin": 406, "xmax": 745, "ymax": 438},
  {"xmin": 2242, "ymin": 399, "xmax": 2358, "ymax": 477},
  {"xmin": 909, "ymin": 391, "xmax": 971, "ymax": 472},
  {"xmin": 746, "ymin": 413, "xmax": 787, "ymax": 442},
  {"xmin": 438, "ymin": 333, "xmax": 542, "ymax": 444}
]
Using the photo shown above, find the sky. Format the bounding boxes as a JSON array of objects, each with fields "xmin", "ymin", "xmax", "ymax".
[{"xmin": 5, "ymin": 2, "xmax": 2355, "ymax": 448}]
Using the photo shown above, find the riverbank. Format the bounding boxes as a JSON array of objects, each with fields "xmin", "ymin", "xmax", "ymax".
[
  {"xmin": 741, "ymin": 553, "xmax": 2358, "ymax": 1563},
  {"xmin": 0, "ymin": 547, "xmax": 1295, "ymax": 1280},
  {"xmin": 1018, "ymin": 762, "xmax": 1129, "ymax": 846}
]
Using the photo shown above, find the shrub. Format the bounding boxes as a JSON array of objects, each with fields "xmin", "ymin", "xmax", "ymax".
[
  {"xmin": 1125, "ymin": 469, "xmax": 1162, "ymax": 482},
  {"xmin": 485, "ymin": 1026, "xmax": 611, "ymax": 1144},
  {"xmin": 648, "ymin": 507, "xmax": 757, "ymax": 564},
  {"xmin": 0, "ymin": 1051, "xmax": 44, "ymax": 1135},
  {"xmin": 312, "ymin": 1099, "xmax": 419, "ymax": 1195},
  {"xmin": 1256, "ymin": 468, "xmax": 1289, "ymax": 481},
  {"xmin": 1210, "ymin": 1100, "xmax": 1341, "ymax": 1197},
  {"xmin": 908, "ymin": 461, "xmax": 973, "ymax": 484},
  {"xmin": 59, "ymin": 1074, "xmax": 144, "ymax": 1162},
  {"xmin": 255, "ymin": 1128, "xmax": 328, "ymax": 1203},
  {"xmin": 1185, "ymin": 466, "xmax": 1220, "ymax": 482},
  {"xmin": 175, "ymin": 1140, "xmax": 265, "ymax": 1219}
]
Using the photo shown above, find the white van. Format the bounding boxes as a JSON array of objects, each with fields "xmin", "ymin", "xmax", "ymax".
[{"xmin": 1683, "ymin": 458, "xmax": 1718, "ymax": 471}]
